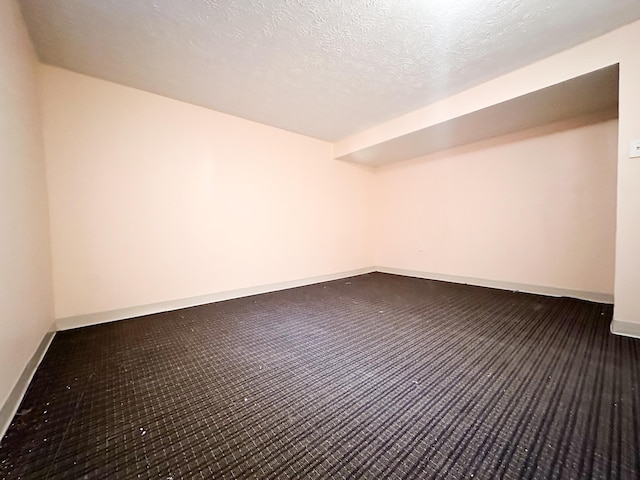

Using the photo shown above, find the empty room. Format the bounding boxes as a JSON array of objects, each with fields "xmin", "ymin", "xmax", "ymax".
[{"xmin": 2, "ymin": 0, "xmax": 640, "ymax": 478}]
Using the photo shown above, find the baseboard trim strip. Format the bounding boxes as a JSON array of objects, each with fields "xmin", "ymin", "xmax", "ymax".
[
  {"xmin": 610, "ymin": 319, "xmax": 640, "ymax": 339},
  {"xmin": 376, "ymin": 266, "xmax": 614, "ymax": 304},
  {"xmin": 56, "ymin": 266, "xmax": 620, "ymax": 334},
  {"xmin": 56, "ymin": 267, "xmax": 376, "ymax": 331},
  {"xmin": 0, "ymin": 330, "xmax": 55, "ymax": 441}
]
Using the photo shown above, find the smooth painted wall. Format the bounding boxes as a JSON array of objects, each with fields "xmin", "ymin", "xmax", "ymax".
[
  {"xmin": 0, "ymin": 1, "xmax": 54, "ymax": 409},
  {"xmin": 614, "ymin": 26, "xmax": 640, "ymax": 326},
  {"xmin": 41, "ymin": 66, "xmax": 374, "ymax": 319},
  {"xmin": 374, "ymin": 119, "xmax": 618, "ymax": 295}
]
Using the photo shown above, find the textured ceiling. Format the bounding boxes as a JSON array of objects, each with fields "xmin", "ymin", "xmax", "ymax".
[{"xmin": 18, "ymin": 0, "xmax": 640, "ymax": 141}]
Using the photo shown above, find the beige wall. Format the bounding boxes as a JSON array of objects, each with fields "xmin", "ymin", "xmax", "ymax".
[
  {"xmin": 614, "ymin": 30, "xmax": 640, "ymax": 326},
  {"xmin": 42, "ymin": 59, "xmax": 620, "ymax": 321},
  {"xmin": 375, "ymin": 118, "xmax": 618, "ymax": 295},
  {"xmin": 0, "ymin": 1, "xmax": 54, "ymax": 409},
  {"xmin": 41, "ymin": 66, "xmax": 374, "ymax": 319}
]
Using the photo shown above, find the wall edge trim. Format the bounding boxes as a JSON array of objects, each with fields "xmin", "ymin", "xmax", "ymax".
[
  {"xmin": 56, "ymin": 267, "xmax": 376, "ymax": 331},
  {"xmin": 376, "ymin": 266, "xmax": 614, "ymax": 304},
  {"xmin": 1, "ymin": 328, "xmax": 55, "ymax": 442},
  {"xmin": 610, "ymin": 319, "xmax": 640, "ymax": 339}
]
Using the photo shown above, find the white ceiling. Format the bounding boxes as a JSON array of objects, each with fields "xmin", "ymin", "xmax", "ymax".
[
  {"xmin": 337, "ymin": 66, "xmax": 620, "ymax": 165},
  {"xmin": 18, "ymin": 0, "xmax": 640, "ymax": 141}
]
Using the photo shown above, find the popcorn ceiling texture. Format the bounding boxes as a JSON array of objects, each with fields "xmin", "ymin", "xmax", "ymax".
[{"xmin": 18, "ymin": 0, "xmax": 640, "ymax": 140}]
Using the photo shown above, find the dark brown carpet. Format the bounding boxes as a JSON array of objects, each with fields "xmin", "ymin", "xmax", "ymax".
[{"xmin": 1, "ymin": 272, "xmax": 638, "ymax": 479}]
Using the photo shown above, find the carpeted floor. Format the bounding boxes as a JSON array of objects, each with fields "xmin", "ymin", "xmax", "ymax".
[{"xmin": 1, "ymin": 272, "xmax": 638, "ymax": 479}]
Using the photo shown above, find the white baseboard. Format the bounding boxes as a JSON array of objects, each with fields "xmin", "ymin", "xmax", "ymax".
[
  {"xmin": 55, "ymin": 266, "xmax": 617, "ymax": 333},
  {"xmin": 376, "ymin": 266, "xmax": 614, "ymax": 304},
  {"xmin": 610, "ymin": 319, "xmax": 640, "ymax": 339},
  {"xmin": 56, "ymin": 267, "xmax": 376, "ymax": 331},
  {"xmin": 1, "ymin": 328, "xmax": 55, "ymax": 441}
]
